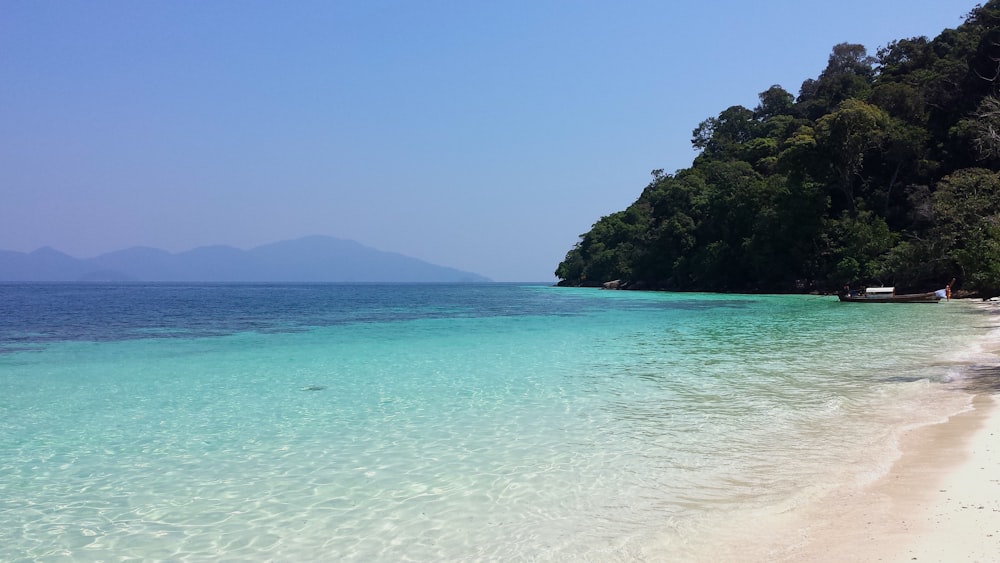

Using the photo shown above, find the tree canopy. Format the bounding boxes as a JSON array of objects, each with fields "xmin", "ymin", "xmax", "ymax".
[{"xmin": 556, "ymin": 1, "xmax": 1000, "ymax": 298}]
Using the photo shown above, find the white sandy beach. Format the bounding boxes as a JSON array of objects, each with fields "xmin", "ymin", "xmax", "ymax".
[
  {"xmin": 706, "ymin": 301, "xmax": 1000, "ymax": 563},
  {"xmin": 715, "ymin": 386, "xmax": 1000, "ymax": 562},
  {"xmin": 782, "ymin": 393, "xmax": 1000, "ymax": 562},
  {"xmin": 877, "ymin": 393, "xmax": 1000, "ymax": 562},
  {"xmin": 809, "ymin": 303, "xmax": 1000, "ymax": 562}
]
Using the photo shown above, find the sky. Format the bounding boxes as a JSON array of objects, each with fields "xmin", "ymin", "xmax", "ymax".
[{"xmin": 0, "ymin": 0, "xmax": 978, "ymax": 281}]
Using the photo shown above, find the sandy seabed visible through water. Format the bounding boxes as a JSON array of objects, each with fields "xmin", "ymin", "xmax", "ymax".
[{"xmin": 1, "ymin": 285, "xmax": 999, "ymax": 561}]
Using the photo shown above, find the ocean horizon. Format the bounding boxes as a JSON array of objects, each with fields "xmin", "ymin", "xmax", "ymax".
[{"xmin": 2, "ymin": 283, "xmax": 998, "ymax": 560}]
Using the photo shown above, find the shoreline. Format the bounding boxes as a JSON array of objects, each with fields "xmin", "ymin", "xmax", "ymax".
[
  {"xmin": 707, "ymin": 300, "xmax": 1000, "ymax": 562},
  {"xmin": 706, "ymin": 393, "xmax": 1000, "ymax": 562},
  {"xmin": 874, "ymin": 393, "xmax": 1000, "ymax": 561},
  {"xmin": 777, "ymin": 393, "xmax": 1000, "ymax": 562}
]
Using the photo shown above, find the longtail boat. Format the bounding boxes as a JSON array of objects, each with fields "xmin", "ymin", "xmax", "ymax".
[{"xmin": 838, "ymin": 286, "xmax": 942, "ymax": 303}]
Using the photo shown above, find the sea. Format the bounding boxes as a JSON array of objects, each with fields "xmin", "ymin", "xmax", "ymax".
[{"xmin": 1, "ymin": 283, "xmax": 999, "ymax": 561}]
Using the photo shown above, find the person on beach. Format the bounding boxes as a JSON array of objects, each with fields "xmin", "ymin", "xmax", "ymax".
[{"xmin": 935, "ymin": 278, "xmax": 956, "ymax": 300}]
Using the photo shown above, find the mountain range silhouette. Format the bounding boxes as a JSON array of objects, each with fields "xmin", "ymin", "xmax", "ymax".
[{"xmin": 0, "ymin": 236, "xmax": 490, "ymax": 282}]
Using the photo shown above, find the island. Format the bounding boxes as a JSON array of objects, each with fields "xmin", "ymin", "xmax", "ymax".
[{"xmin": 556, "ymin": 2, "xmax": 1000, "ymax": 300}]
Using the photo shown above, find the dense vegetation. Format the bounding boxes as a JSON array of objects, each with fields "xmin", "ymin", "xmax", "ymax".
[{"xmin": 556, "ymin": 2, "xmax": 1000, "ymax": 297}]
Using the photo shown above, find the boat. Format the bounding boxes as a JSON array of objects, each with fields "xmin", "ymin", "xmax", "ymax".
[{"xmin": 838, "ymin": 286, "xmax": 942, "ymax": 303}]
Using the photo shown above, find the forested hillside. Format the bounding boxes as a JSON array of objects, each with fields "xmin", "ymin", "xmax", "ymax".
[{"xmin": 556, "ymin": 2, "xmax": 1000, "ymax": 297}]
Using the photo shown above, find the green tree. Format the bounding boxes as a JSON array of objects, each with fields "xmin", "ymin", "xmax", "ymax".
[
  {"xmin": 869, "ymin": 82, "xmax": 927, "ymax": 124},
  {"xmin": 692, "ymin": 105, "xmax": 756, "ymax": 158},
  {"xmin": 930, "ymin": 168, "xmax": 1000, "ymax": 294},
  {"xmin": 754, "ymin": 85, "xmax": 795, "ymax": 120},
  {"xmin": 822, "ymin": 210, "xmax": 898, "ymax": 284},
  {"xmin": 556, "ymin": 2, "xmax": 1000, "ymax": 296},
  {"xmin": 955, "ymin": 96, "xmax": 1000, "ymax": 164},
  {"xmin": 798, "ymin": 43, "xmax": 875, "ymax": 119},
  {"xmin": 814, "ymin": 99, "xmax": 890, "ymax": 210}
]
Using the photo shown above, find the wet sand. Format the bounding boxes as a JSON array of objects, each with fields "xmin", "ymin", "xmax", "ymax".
[
  {"xmin": 795, "ymin": 393, "xmax": 1000, "ymax": 562},
  {"xmin": 876, "ymin": 393, "xmax": 1000, "ymax": 561},
  {"xmin": 723, "ymin": 393, "xmax": 1000, "ymax": 562}
]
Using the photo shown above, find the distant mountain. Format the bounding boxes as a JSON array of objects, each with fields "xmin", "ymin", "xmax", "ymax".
[{"xmin": 0, "ymin": 236, "xmax": 492, "ymax": 282}]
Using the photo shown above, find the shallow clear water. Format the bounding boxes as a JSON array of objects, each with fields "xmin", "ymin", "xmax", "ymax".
[{"xmin": 1, "ymin": 284, "xmax": 998, "ymax": 561}]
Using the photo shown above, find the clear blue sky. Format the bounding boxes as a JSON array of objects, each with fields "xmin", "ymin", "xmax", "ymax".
[{"xmin": 0, "ymin": 0, "xmax": 975, "ymax": 281}]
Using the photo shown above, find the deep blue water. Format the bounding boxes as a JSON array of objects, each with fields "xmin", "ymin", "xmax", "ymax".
[{"xmin": 0, "ymin": 283, "xmax": 754, "ymax": 350}]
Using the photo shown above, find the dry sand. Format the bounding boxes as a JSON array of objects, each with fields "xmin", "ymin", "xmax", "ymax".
[
  {"xmin": 725, "ymin": 301, "xmax": 1000, "ymax": 563},
  {"xmin": 699, "ymin": 300, "xmax": 1000, "ymax": 562},
  {"xmin": 875, "ymin": 394, "xmax": 1000, "ymax": 562},
  {"xmin": 738, "ymin": 393, "xmax": 1000, "ymax": 562}
]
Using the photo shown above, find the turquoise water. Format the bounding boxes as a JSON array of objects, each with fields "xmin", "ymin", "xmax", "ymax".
[{"xmin": 1, "ymin": 284, "xmax": 998, "ymax": 561}]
